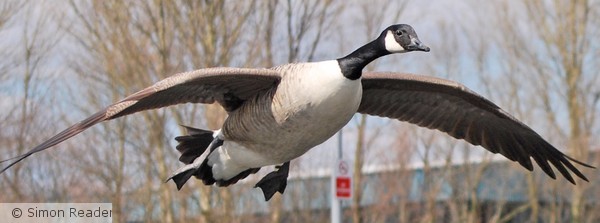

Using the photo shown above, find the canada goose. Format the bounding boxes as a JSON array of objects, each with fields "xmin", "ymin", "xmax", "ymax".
[{"xmin": 0, "ymin": 24, "xmax": 594, "ymax": 201}]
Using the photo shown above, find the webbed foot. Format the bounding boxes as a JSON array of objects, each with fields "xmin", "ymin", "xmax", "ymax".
[{"xmin": 254, "ymin": 161, "xmax": 290, "ymax": 201}]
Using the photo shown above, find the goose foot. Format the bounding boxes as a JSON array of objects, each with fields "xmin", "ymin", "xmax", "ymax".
[
  {"xmin": 254, "ymin": 161, "xmax": 290, "ymax": 201},
  {"xmin": 167, "ymin": 136, "xmax": 223, "ymax": 189},
  {"xmin": 166, "ymin": 156, "xmax": 204, "ymax": 190}
]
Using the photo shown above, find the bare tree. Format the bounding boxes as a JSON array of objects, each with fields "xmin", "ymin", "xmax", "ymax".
[
  {"xmin": 0, "ymin": 0, "xmax": 64, "ymax": 202},
  {"xmin": 0, "ymin": 1, "xmax": 23, "ymax": 81},
  {"xmin": 477, "ymin": 0, "xmax": 599, "ymax": 222},
  {"xmin": 3, "ymin": 1, "xmax": 597, "ymax": 222},
  {"xmin": 67, "ymin": 1, "xmax": 265, "ymax": 222}
]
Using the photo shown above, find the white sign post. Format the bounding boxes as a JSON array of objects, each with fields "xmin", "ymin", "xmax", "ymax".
[
  {"xmin": 331, "ymin": 131, "xmax": 344, "ymax": 223},
  {"xmin": 331, "ymin": 130, "xmax": 353, "ymax": 223}
]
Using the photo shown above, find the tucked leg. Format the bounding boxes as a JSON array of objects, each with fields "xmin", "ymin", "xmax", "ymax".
[
  {"xmin": 254, "ymin": 161, "xmax": 290, "ymax": 201},
  {"xmin": 167, "ymin": 136, "xmax": 223, "ymax": 189}
]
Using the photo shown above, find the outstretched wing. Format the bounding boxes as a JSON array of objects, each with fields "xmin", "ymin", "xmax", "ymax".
[
  {"xmin": 0, "ymin": 67, "xmax": 281, "ymax": 173},
  {"xmin": 358, "ymin": 72, "xmax": 593, "ymax": 184}
]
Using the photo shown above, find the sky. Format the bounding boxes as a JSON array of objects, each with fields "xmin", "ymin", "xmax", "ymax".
[{"xmin": 1, "ymin": 0, "xmax": 598, "ymax": 182}]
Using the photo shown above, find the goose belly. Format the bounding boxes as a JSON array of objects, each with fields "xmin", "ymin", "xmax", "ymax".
[{"xmin": 282, "ymin": 85, "xmax": 361, "ymax": 154}]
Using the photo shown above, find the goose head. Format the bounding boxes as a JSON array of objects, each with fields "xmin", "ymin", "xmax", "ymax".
[
  {"xmin": 382, "ymin": 24, "xmax": 430, "ymax": 53},
  {"xmin": 338, "ymin": 24, "xmax": 429, "ymax": 80}
]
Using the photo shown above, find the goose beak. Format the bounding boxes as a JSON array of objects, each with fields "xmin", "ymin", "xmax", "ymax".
[{"xmin": 407, "ymin": 38, "xmax": 430, "ymax": 52}]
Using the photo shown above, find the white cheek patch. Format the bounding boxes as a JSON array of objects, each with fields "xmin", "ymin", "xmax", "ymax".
[{"xmin": 384, "ymin": 30, "xmax": 406, "ymax": 53}]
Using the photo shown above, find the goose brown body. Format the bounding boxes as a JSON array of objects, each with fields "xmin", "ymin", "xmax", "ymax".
[{"xmin": 214, "ymin": 61, "xmax": 362, "ymax": 179}]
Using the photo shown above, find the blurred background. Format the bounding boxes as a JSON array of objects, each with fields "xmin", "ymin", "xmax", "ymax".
[{"xmin": 0, "ymin": 0, "xmax": 598, "ymax": 222}]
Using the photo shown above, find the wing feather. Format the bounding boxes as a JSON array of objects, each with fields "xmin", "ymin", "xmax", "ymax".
[
  {"xmin": 358, "ymin": 72, "xmax": 594, "ymax": 184},
  {"xmin": 0, "ymin": 67, "xmax": 281, "ymax": 173}
]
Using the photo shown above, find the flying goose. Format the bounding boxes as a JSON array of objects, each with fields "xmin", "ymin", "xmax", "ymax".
[{"xmin": 0, "ymin": 24, "xmax": 593, "ymax": 201}]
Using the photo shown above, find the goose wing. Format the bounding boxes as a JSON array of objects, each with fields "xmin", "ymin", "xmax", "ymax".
[
  {"xmin": 0, "ymin": 67, "xmax": 281, "ymax": 173},
  {"xmin": 358, "ymin": 72, "xmax": 593, "ymax": 184}
]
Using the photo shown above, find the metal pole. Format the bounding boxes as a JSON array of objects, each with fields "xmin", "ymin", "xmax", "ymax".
[
  {"xmin": 331, "ymin": 129, "xmax": 342, "ymax": 223},
  {"xmin": 338, "ymin": 129, "xmax": 343, "ymax": 158}
]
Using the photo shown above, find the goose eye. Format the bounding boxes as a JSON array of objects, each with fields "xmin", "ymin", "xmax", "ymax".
[{"xmin": 395, "ymin": 30, "xmax": 403, "ymax": 36}]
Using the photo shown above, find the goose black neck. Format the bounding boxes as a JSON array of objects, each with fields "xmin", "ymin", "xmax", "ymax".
[{"xmin": 337, "ymin": 38, "xmax": 390, "ymax": 80}]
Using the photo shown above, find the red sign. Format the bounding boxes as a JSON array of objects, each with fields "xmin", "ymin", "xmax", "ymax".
[
  {"xmin": 336, "ymin": 177, "xmax": 352, "ymax": 198},
  {"xmin": 335, "ymin": 159, "xmax": 352, "ymax": 199}
]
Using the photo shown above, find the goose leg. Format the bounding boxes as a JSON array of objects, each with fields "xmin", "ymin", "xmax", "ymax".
[{"xmin": 254, "ymin": 161, "xmax": 290, "ymax": 201}]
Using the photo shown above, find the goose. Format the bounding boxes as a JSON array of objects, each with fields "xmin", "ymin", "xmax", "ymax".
[{"xmin": 0, "ymin": 24, "xmax": 594, "ymax": 201}]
